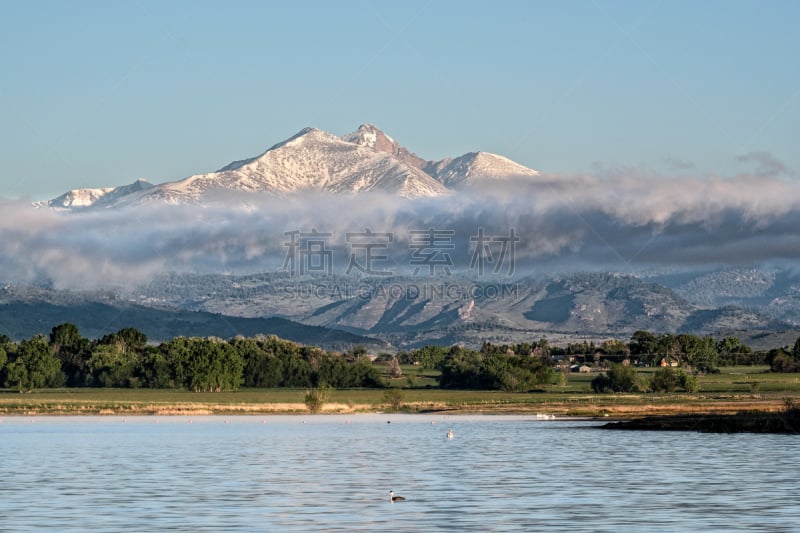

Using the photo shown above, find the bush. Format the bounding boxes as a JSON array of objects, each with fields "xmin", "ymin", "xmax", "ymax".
[
  {"xmin": 650, "ymin": 367, "xmax": 680, "ymax": 392},
  {"xmin": 304, "ymin": 385, "xmax": 330, "ymax": 413},
  {"xmin": 650, "ymin": 367, "xmax": 698, "ymax": 393},
  {"xmin": 680, "ymin": 372, "xmax": 698, "ymax": 393},
  {"xmin": 383, "ymin": 388, "xmax": 404, "ymax": 410},
  {"xmin": 591, "ymin": 364, "xmax": 644, "ymax": 393},
  {"xmin": 770, "ymin": 352, "xmax": 799, "ymax": 373}
]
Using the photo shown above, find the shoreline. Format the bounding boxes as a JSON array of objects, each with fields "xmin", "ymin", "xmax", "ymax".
[
  {"xmin": 4, "ymin": 406, "xmax": 798, "ymax": 434},
  {"xmin": 0, "ymin": 396, "xmax": 794, "ymax": 418},
  {"xmin": 600, "ymin": 408, "xmax": 800, "ymax": 434}
]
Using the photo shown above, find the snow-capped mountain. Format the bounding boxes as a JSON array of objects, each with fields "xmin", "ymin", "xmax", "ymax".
[
  {"xmin": 36, "ymin": 179, "xmax": 154, "ymax": 209},
  {"xmin": 144, "ymin": 127, "xmax": 448, "ymax": 203},
  {"xmin": 425, "ymin": 152, "xmax": 541, "ymax": 188},
  {"xmin": 342, "ymin": 124, "xmax": 541, "ymax": 188},
  {"xmin": 39, "ymin": 124, "xmax": 541, "ymax": 208}
]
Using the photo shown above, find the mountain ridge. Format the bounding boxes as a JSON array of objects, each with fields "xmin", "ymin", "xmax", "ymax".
[
  {"xmin": 130, "ymin": 271, "xmax": 790, "ymax": 348},
  {"xmin": 38, "ymin": 124, "xmax": 541, "ymax": 208}
]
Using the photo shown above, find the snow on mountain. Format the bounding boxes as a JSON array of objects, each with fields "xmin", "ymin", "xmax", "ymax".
[
  {"xmin": 38, "ymin": 124, "xmax": 541, "ymax": 209},
  {"xmin": 344, "ymin": 124, "xmax": 541, "ymax": 188},
  {"xmin": 342, "ymin": 123, "xmax": 428, "ymax": 170},
  {"xmin": 122, "ymin": 127, "xmax": 449, "ymax": 204},
  {"xmin": 37, "ymin": 179, "xmax": 154, "ymax": 209},
  {"xmin": 37, "ymin": 187, "xmax": 116, "ymax": 209},
  {"xmin": 425, "ymin": 151, "xmax": 541, "ymax": 188}
]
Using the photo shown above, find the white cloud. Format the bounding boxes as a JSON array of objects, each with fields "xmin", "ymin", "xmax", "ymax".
[{"xmin": 3, "ymin": 170, "xmax": 800, "ymax": 289}]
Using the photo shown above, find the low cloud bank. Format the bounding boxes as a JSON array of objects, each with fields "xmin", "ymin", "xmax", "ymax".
[{"xmin": 2, "ymin": 171, "xmax": 800, "ymax": 289}]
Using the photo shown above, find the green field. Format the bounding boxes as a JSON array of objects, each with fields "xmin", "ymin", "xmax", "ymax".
[{"xmin": 2, "ymin": 366, "xmax": 798, "ymax": 417}]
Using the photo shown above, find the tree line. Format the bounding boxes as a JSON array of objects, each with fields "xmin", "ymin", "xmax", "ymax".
[
  {"xmin": 0, "ymin": 324, "xmax": 381, "ymax": 392},
  {"xmin": 1, "ymin": 324, "xmax": 798, "ymax": 393},
  {"xmin": 399, "ymin": 332, "xmax": 763, "ymax": 373}
]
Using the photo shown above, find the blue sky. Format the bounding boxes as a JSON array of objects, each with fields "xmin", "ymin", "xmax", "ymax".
[{"xmin": 1, "ymin": 0, "xmax": 798, "ymax": 199}]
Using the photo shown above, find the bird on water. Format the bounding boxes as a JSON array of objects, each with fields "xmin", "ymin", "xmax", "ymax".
[{"xmin": 389, "ymin": 490, "xmax": 405, "ymax": 502}]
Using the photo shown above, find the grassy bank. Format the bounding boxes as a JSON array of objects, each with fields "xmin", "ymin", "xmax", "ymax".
[{"xmin": 1, "ymin": 366, "xmax": 798, "ymax": 417}]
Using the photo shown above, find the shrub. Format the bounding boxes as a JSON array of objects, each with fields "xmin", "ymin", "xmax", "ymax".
[
  {"xmin": 383, "ymin": 388, "xmax": 404, "ymax": 410},
  {"xmin": 650, "ymin": 367, "xmax": 680, "ymax": 392},
  {"xmin": 680, "ymin": 372, "xmax": 698, "ymax": 393},
  {"xmin": 650, "ymin": 367, "xmax": 698, "ymax": 393},
  {"xmin": 304, "ymin": 385, "xmax": 330, "ymax": 413},
  {"xmin": 591, "ymin": 363, "xmax": 644, "ymax": 393}
]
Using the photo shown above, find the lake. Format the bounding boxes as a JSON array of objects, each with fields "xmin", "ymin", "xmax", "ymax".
[{"xmin": 0, "ymin": 415, "xmax": 797, "ymax": 532}]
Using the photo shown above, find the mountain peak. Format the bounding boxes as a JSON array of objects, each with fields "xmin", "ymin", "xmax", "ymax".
[
  {"xmin": 342, "ymin": 123, "xmax": 429, "ymax": 171},
  {"xmin": 276, "ymin": 127, "xmax": 337, "ymax": 147},
  {"xmin": 36, "ymin": 123, "xmax": 541, "ymax": 208},
  {"xmin": 38, "ymin": 179, "xmax": 155, "ymax": 209},
  {"xmin": 356, "ymin": 123, "xmax": 380, "ymax": 132},
  {"xmin": 343, "ymin": 123, "xmax": 396, "ymax": 150},
  {"xmin": 425, "ymin": 151, "xmax": 540, "ymax": 188}
]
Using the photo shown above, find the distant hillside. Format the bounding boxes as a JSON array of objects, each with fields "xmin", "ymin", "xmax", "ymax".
[
  {"xmin": 0, "ymin": 294, "xmax": 384, "ymax": 350},
  {"xmin": 130, "ymin": 272, "xmax": 788, "ymax": 347},
  {"xmin": 651, "ymin": 267, "xmax": 800, "ymax": 326},
  {"xmin": 4, "ymin": 270, "xmax": 790, "ymax": 349}
]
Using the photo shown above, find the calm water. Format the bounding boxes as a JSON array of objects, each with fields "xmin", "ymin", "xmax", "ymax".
[{"xmin": 0, "ymin": 415, "xmax": 797, "ymax": 532}]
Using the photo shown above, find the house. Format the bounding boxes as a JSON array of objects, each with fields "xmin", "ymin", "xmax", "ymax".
[{"xmin": 659, "ymin": 357, "xmax": 679, "ymax": 367}]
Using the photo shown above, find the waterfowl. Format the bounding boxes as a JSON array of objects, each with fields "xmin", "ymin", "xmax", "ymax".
[
  {"xmin": 389, "ymin": 490, "xmax": 405, "ymax": 502},
  {"xmin": 447, "ymin": 428, "xmax": 455, "ymax": 439}
]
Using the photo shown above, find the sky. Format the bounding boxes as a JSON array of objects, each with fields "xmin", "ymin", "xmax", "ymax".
[{"xmin": 1, "ymin": 0, "xmax": 799, "ymax": 200}]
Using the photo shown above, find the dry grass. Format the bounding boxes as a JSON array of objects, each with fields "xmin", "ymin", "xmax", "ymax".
[{"xmin": 1, "ymin": 379, "xmax": 798, "ymax": 418}]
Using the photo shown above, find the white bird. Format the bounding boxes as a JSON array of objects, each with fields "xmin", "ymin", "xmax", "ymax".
[
  {"xmin": 389, "ymin": 490, "xmax": 405, "ymax": 502},
  {"xmin": 447, "ymin": 428, "xmax": 455, "ymax": 439}
]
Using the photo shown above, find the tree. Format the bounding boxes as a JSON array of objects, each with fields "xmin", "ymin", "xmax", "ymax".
[
  {"xmin": 439, "ymin": 347, "xmax": 487, "ymax": 389},
  {"xmin": 178, "ymin": 338, "xmax": 244, "ymax": 392},
  {"xmin": 50, "ymin": 323, "xmax": 91, "ymax": 386},
  {"xmin": 556, "ymin": 367, "xmax": 568, "ymax": 387},
  {"xmin": 234, "ymin": 337, "xmax": 284, "ymax": 388},
  {"xmin": 600, "ymin": 339, "xmax": 630, "ymax": 359},
  {"xmin": 386, "ymin": 357, "xmax": 403, "ymax": 379},
  {"xmin": 630, "ymin": 331, "xmax": 657, "ymax": 363},
  {"xmin": 160, "ymin": 336, "xmax": 244, "ymax": 392},
  {"xmin": 674, "ymin": 334, "xmax": 718, "ymax": 373},
  {"xmin": 413, "ymin": 345, "xmax": 447, "ymax": 370},
  {"xmin": 161, "ymin": 337, "xmax": 192, "ymax": 387},
  {"xmin": 5, "ymin": 359, "xmax": 28, "ymax": 392},
  {"xmin": 717, "ymin": 337, "xmax": 752, "ymax": 366},
  {"xmin": 50, "ymin": 323, "xmax": 82, "ymax": 351},
  {"xmin": 282, "ymin": 355, "xmax": 312, "ymax": 388},
  {"xmin": 7, "ymin": 335, "xmax": 64, "ymax": 391},
  {"xmin": 342, "ymin": 345, "xmax": 368, "ymax": 362},
  {"xmin": 137, "ymin": 348, "xmax": 172, "ymax": 388},
  {"xmin": 767, "ymin": 348, "xmax": 798, "ymax": 373},
  {"xmin": 87, "ymin": 343, "xmax": 139, "ymax": 388},
  {"xmin": 793, "ymin": 336, "xmax": 800, "ymax": 363},
  {"xmin": 0, "ymin": 345, "xmax": 7, "ymax": 376},
  {"xmin": 439, "ymin": 347, "xmax": 553, "ymax": 391},
  {"xmin": 99, "ymin": 328, "xmax": 148, "ymax": 354},
  {"xmin": 0, "ymin": 335, "xmax": 13, "ymax": 386}
]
